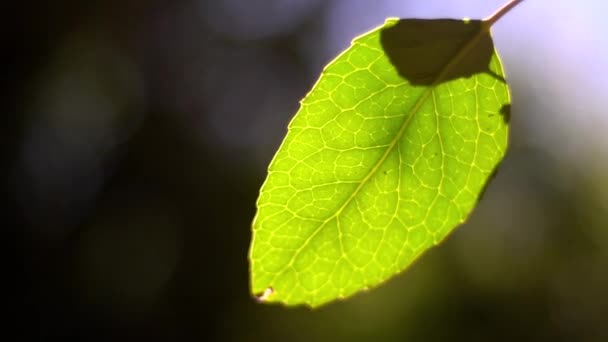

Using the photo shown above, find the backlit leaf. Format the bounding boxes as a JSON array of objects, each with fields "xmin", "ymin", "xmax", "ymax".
[{"xmin": 249, "ymin": 18, "xmax": 510, "ymax": 307}]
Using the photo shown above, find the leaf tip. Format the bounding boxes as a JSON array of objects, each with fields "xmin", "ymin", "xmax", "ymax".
[{"xmin": 255, "ymin": 287, "xmax": 274, "ymax": 303}]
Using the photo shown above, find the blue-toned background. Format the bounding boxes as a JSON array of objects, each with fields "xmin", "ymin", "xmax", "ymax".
[{"xmin": 8, "ymin": 0, "xmax": 608, "ymax": 340}]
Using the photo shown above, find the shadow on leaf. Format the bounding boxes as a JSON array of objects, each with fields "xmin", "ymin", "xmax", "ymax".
[{"xmin": 380, "ymin": 19, "xmax": 504, "ymax": 85}]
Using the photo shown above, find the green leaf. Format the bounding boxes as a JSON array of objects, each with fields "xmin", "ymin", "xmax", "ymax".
[{"xmin": 249, "ymin": 18, "xmax": 510, "ymax": 307}]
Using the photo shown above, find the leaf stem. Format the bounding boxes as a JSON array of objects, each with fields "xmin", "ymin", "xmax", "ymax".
[{"xmin": 484, "ymin": 0, "xmax": 525, "ymax": 28}]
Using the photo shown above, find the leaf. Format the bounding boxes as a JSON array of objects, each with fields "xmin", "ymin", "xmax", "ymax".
[{"xmin": 249, "ymin": 18, "xmax": 510, "ymax": 307}]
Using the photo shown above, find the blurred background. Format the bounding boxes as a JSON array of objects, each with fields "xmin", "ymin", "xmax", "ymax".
[{"xmin": 7, "ymin": 0, "xmax": 608, "ymax": 341}]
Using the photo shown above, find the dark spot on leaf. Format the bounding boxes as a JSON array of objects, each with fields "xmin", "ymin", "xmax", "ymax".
[
  {"xmin": 383, "ymin": 170, "xmax": 388, "ymax": 175},
  {"xmin": 380, "ymin": 19, "xmax": 505, "ymax": 86},
  {"xmin": 499, "ymin": 104, "xmax": 511, "ymax": 124}
]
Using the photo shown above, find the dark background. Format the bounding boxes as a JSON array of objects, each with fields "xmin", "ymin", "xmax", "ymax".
[{"xmin": 7, "ymin": 0, "xmax": 608, "ymax": 341}]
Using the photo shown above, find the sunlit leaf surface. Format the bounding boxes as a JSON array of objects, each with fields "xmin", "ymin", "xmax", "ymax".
[{"xmin": 250, "ymin": 18, "xmax": 510, "ymax": 307}]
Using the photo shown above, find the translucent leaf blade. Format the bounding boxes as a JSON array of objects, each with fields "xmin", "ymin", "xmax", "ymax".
[{"xmin": 250, "ymin": 18, "xmax": 510, "ymax": 307}]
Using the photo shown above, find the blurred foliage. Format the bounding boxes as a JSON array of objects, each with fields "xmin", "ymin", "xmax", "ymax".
[{"xmin": 7, "ymin": 0, "xmax": 608, "ymax": 341}]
